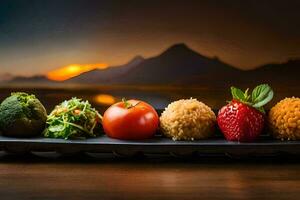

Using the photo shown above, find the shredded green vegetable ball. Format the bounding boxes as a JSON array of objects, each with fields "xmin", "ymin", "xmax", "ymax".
[{"xmin": 44, "ymin": 98, "xmax": 102, "ymax": 139}]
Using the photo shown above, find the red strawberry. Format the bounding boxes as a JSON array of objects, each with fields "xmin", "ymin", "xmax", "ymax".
[{"xmin": 217, "ymin": 84, "xmax": 274, "ymax": 142}]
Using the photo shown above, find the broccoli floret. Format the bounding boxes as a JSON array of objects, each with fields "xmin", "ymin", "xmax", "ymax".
[{"xmin": 0, "ymin": 92, "xmax": 47, "ymax": 137}]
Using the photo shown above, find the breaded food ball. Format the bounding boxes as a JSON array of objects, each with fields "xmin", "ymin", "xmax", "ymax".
[
  {"xmin": 268, "ymin": 97, "xmax": 300, "ymax": 140},
  {"xmin": 160, "ymin": 99, "xmax": 216, "ymax": 141}
]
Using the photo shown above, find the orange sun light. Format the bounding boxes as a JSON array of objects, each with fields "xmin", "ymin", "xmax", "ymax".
[
  {"xmin": 47, "ymin": 63, "xmax": 108, "ymax": 81},
  {"xmin": 94, "ymin": 94, "xmax": 116, "ymax": 105}
]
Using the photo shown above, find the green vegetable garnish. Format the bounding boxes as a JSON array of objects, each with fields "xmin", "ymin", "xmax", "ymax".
[
  {"xmin": 231, "ymin": 84, "xmax": 274, "ymax": 113},
  {"xmin": 44, "ymin": 98, "xmax": 102, "ymax": 139}
]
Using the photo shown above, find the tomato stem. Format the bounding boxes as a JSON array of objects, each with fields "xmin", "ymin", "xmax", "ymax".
[{"xmin": 122, "ymin": 98, "xmax": 140, "ymax": 109}]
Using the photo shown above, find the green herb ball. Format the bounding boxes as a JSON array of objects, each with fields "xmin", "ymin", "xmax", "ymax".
[
  {"xmin": 0, "ymin": 92, "xmax": 47, "ymax": 137},
  {"xmin": 44, "ymin": 98, "xmax": 102, "ymax": 139}
]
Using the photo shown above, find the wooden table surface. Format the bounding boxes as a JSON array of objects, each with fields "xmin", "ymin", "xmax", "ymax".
[{"xmin": 0, "ymin": 155, "xmax": 300, "ymax": 200}]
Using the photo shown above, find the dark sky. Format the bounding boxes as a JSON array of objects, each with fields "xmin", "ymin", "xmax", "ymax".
[{"xmin": 0, "ymin": 0, "xmax": 299, "ymax": 76}]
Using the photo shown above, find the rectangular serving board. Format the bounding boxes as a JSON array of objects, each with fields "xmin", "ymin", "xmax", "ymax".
[{"xmin": 1, "ymin": 134, "xmax": 300, "ymax": 157}]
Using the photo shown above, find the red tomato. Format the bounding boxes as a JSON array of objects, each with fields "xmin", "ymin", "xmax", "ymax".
[{"xmin": 102, "ymin": 99, "xmax": 159, "ymax": 140}]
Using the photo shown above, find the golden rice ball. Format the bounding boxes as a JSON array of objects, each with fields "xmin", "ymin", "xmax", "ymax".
[
  {"xmin": 268, "ymin": 97, "xmax": 300, "ymax": 140},
  {"xmin": 160, "ymin": 99, "xmax": 216, "ymax": 141}
]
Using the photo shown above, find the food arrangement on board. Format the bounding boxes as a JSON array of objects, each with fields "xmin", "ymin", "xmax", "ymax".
[{"xmin": 0, "ymin": 84, "xmax": 299, "ymax": 143}]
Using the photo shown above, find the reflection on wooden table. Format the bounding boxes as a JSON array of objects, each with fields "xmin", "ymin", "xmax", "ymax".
[{"xmin": 0, "ymin": 155, "xmax": 299, "ymax": 200}]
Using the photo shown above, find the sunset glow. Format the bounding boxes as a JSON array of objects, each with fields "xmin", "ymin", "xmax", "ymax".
[
  {"xmin": 47, "ymin": 63, "xmax": 108, "ymax": 81},
  {"xmin": 94, "ymin": 94, "xmax": 116, "ymax": 105}
]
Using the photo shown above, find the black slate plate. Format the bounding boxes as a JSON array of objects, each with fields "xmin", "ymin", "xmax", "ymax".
[{"xmin": 0, "ymin": 135, "xmax": 300, "ymax": 157}]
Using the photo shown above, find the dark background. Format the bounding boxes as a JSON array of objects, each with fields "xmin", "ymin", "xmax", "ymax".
[{"xmin": 0, "ymin": 0, "xmax": 299, "ymax": 110}]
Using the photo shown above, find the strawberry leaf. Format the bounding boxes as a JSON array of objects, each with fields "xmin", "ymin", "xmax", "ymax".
[
  {"xmin": 256, "ymin": 107, "xmax": 266, "ymax": 114},
  {"xmin": 251, "ymin": 85, "xmax": 262, "ymax": 102},
  {"xmin": 252, "ymin": 84, "xmax": 272, "ymax": 104},
  {"xmin": 252, "ymin": 89, "xmax": 273, "ymax": 108},
  {"xmin": 230, "ymin": 84, "xmax": 274, "ymax": 113},
  {"xmin": 231, "ymin": 87, "xmax": 246, "ymax": 101},
  {"xmin": 244, "ymin": 88, "xmax": 251, "ymax": 101}
]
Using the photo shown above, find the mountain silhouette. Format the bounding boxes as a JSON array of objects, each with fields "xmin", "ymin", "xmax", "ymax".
[
  {"xmin": 0, "ymin": 73, "xmax": 14, "ymax": 82},
  {"xmin": 4, "ymin": 43, "xmax": 300, "ymax": 89},
  {"xmin": 67, "ymin": 55, "xmax": 145, "ymax": 84},
  {"xmin": 248, "ymin": 59, "xmax": 300, "ymax": 86},
  {"xmin": 66, "ymin": 43, "xmax": 242, "ymax": 86},
  {"xmin": 109, "ymin": 43, "xmax": 240, "ymax": 85},
  {"xmin": 7, "ymin": 75, "xmax": 54, "ymax": 84}
]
